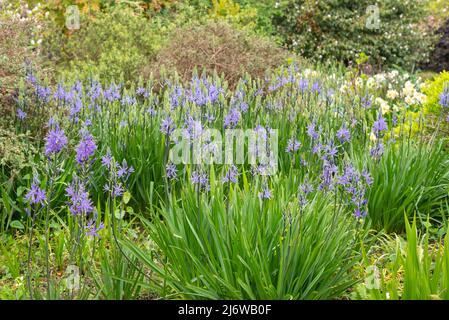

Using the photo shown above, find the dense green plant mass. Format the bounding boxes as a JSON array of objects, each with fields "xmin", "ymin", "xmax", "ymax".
[
  {"xmin": 2, "ymin": 0, "xmax": 449, "ymax": 302},
  {"xmin": 126, "ymin": 186, "xmax": 361, "ymax": 299},
  {"xmin": 355, "ymin": 217, "xmax": 449, "ymax": 300},
  {"xmin": 363, "ymin": 141, "xmax": 449, "ymax": 233},
  {"xmin": 272, "ymin": 0, "xmax": 436, "ymax": 69},
  {"xmin": 42, "ymin": 6, "xmax": 163, "ymax": 83}
]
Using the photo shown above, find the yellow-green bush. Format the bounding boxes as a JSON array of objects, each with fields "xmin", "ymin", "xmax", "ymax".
[
  {"xmin": 42, "ymin": 5, "xmax": 164, "ymax": 83},
  {"xmin": 422, "ymin": 71, "xmax": 449, "ymax": 115}
]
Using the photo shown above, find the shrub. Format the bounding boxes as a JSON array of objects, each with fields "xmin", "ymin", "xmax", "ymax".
[
  {"xmin": 272, "ymin": 0, "xmax": 436, "ymax": 70},
  {"xmin": 0, "ymin": 2, "xmax": 47, "ymax": 126},
  {"xmin": 145, "ymin": 20, "xmax": 290, "ymax": 86},
  {"xmin": 424, "ymin": 19, "xmax": 449, "ymax": 73},
  {"xmin": 0, "ymin": 128, "xmax": 38, "ymax": 182},
  {"xmin": 125, "ymin": 181, "xmax": 360, "ymax": 299},
  {"xmin": 422, "ymin": 71, "xmax": 449, "ymax": 128},
  {"xmin": 42, "ymin": 5, "xmax": 163, "ymax": 83}
]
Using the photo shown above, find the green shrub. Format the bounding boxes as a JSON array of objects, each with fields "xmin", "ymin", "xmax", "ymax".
[
  {"xmin": 272, "ymin": 0, "xmax": 436, "ymax": 70},
  {"xmin": 0, "ymin": 128, "xmax": 38, "ymax": 181},
  {"xmin": 125, "ymin": 178, "xmax": 360, "ymax": 299},
  {"xmin": 43, "ymin": 5, "xmax": 163, "ymax": 83},
  {"xmin": 0, "ymin": 2, "xmax": 48, "ymax": 125},
  {"xmin": 422, "ymin": 71, "xmax": 449, "ymax": 115}
]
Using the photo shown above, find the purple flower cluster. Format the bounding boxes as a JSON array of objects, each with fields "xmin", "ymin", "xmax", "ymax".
[
  {"xmin": 307, "ymin": 122, "xmax": 320, "ymax": 140},
  {"xmin": 335, "ymin": 165, "xmax": 372, "ymax": 218},
  {"xmin": 76, "ymin": 130, "xmax": 97, "ymax": 165},
  {"xmin": 372, "ymin": 115, "xmax": 388, "ymax": 136},
  {"xmin": 222, "ymin": 165, "xmax": 238, "ymax": 184},
  {"xmin": 299, "ymin": 79, "xmax": 309, "ymax": 93},
  {"xmin": 166, "ymin": 163, "xmax": 178, "ymax": 180},
  {"xmin": 85, "ymin": 219, "xmax": 104, "ymax": 238},
  {"xmin": 370, "ymin": 142, "xmax": 384, "ymax": 160},
  {"xmin": 336, "ymin": 125, "xmax": 351, "ymax": 143},
  {"xmin": 258, "ymin": 187, "xmax": 272, "ymax": 200},
  {"xmin": 160, "ymin": 116, "xmax": 175, "ymax": 136},
  {"xmin": 224, "ymin": 108, "xmax": 241, "ymax": 128},
  {"xmin": 169, "ymin": 86, "xmax": 184, "ymax": 109},
  {"xmin": 25, "ymin": 179, "xmax": 46, "ymax": 206},
  {"xmin": 103, "ymin": 182, "xmax": 125, "ymax": 197},
  {"xmin": 319, "ymin": 161, "xmax": 338, "ymax": 191},
  {"xmin": 117, "ymin": 160, "xmax": 134, "ymax": 180},
  {"xmin": 191, "ymin": 170, "xmax": 210, "ymax": 191},
  {"xmin": 66, "ymin": 181, "xmax": 94, "ymax": 216},
  {"xmin": 104, "ymin": 84, "xmax": 121, "ymax": 102},
  {"xmin": 286, "ymin": 138, "xmax": 301, "ymax": 153},
  {"xmin": 101, "ymin": 152, "xmax": 133, "ymax": 198},
  {"xmin": 17, "ymin": 108, "xmax": 26, "ymax": 120},
  {"xmin": 45, "ymin": 126, "xmax": 68, "ymax": 156},
  {"xmin": 298, "ymin": 179, "xmax": 313, "ymax": 208},
  {"xmin": 439, "ymin": 86, "xmax": 449, "ymax": 109},
  {"xmin": 35, "ymin": 85, "xmax": 52, "ymax": 103},
  {"xmin": 187, "ymin": 78, "xmax": 223, "ymax": 106}
]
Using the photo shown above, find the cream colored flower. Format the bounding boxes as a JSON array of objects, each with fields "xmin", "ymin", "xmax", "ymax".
[
  {"xmin": 370, "ymin": 132, "xmax": 377, "ymax": 142},
  {"xmin": 405, "ymin": 95, "xmax": 414, "ymax": 105},
  {"xmin": 381, "ymin": 103, "xmax": 391, "ymax": 115},
  {"xmin": 414, "ymin": 92, "xmax": 427, "ymax": 104},
  {"xmin": 387, "ymin": 90, "xmax": 399, "ymax": 100},
  {"xmin": 402, "ymin": 81, "xmax": 415, "ymax": 97}
]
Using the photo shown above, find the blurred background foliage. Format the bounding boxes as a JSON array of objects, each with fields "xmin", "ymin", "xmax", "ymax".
[{"xmin": 2, "ymin": 0, "xmax": 447, "ymax": 84}]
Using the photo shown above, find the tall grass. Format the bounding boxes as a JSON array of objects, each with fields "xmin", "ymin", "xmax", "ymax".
[
  {"xmin": 362, "ymin": 141, "xmax": 449, "ymax": 232},
  {"xmin": 124, "ymin": 172, "xmax": 361, "ymax": 299}
]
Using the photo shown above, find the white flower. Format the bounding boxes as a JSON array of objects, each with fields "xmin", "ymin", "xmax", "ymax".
[
  {"xmin": 414, "ymin": 92, "xmax": 426, "ymax": 104},
  {"xmin": 376, "ymin": 97, "xmax": 390, "ymax": 115},
  {"xmin": 381, "ymin": 103, "xmax": 391, "ymax": 115},
  {"xmin": 370, "ymin": 132, "xmax": 377, "ymax": 142},
  {"xmin": 405, "ymin": 95, "xmax": 414, "ymax": 105},
  {"xmin": 366, "ymin": 77, "xmax": 375, "ymax": 88},
  {"xmin": 388, "ymin": 70, "xmax": 399, "ymax": 79},
  {"xmin": 402, "ymin": 81, "xmax": 415, "ymax": 96},
  {"xmin": 386, "ymin": 90, "xmax": 398, "ymax": 100}
]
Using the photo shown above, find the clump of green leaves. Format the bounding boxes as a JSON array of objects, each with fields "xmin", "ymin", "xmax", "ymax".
[
  {"xmin": 364, "ymin": 141, "xmax": 449, "ymax": 233},
  {"xmin": 354, "ymin": 216, "xmax": 449, "ymax": 300},
  {"xmin": 125, "ymin": 177, "xmax": 361, "ymax": 299},
  {"xmin": 0, "ymin": 128, "xmax": 38, "ymax": 182}
]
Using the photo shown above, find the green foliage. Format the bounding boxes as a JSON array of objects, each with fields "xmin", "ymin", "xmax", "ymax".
[
  {"xmin": 364, "ymin": 141, "xmax": 449, "ymax": 233},
  {"xmin": 355, "ymin": 216, "xmax": 449, "ymax": 300},
  {"xmin": 272, "ymin": 0, "xmax": 436, "ymax": 70},
  {"xmin": 0, "ymin": 4, "xmax": 46, "ymax": 122},
  {"xmin": 427, "ymin": 0, "xmax": 449, "ymax": 22},
  {"xmin": 0, "ymin": 128, "xmax": 38, "ymax": 180},
  {"xmin": 125, "ymin": 181, "xmax": 361, "ymax": 299},
  {"xmin": 43, "ymin": 6, "xmax": 163, "ymax": 83},
  {"xmin": 422, "ymin": 71, "xmax": 449, "ymax": 115}
]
